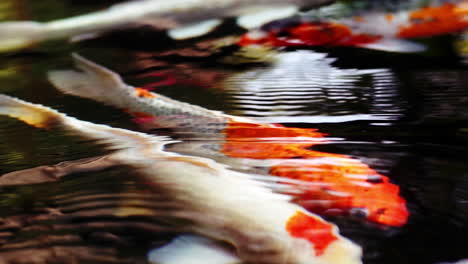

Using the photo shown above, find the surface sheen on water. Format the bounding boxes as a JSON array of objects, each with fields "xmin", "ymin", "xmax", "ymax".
[{"xmin": 0, "ymin": 1, "xmax": 468, "ymax": 264}]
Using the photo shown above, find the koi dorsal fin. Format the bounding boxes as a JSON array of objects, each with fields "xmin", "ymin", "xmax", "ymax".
[{"xmin": 48, "ymin": 53, "xmax": 132, "ymax": 108}]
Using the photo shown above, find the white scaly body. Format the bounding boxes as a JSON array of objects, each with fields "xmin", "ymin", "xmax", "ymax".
[{"xmin": 0, "ymin": 0, "xmax": 332, "ymax": 52}]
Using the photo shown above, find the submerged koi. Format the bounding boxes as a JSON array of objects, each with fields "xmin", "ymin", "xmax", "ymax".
[
  {"xmin": 238, "ymin": 2, "xmax": 468, "ymax": 52},
  {"xmin": 0, "ymin": 0, "xmax": 332, "ymax": 52},
  {"xmin": 0, "ymin": 94, "xmax": 362, "ymax": 264},
  {"xmin": 48, "ymin": 54, "xmax": 409, "ymax": 227}
]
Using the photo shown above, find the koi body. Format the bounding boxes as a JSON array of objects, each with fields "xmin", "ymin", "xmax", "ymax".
[{"xmin": 0, "ymin": 0, "xmax": 332, "ymax": 52}]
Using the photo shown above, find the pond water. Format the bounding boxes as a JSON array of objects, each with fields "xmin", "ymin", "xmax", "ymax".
[{"xmin": 0, "ymin": 1, "xmax": 467, "ymax": 264}]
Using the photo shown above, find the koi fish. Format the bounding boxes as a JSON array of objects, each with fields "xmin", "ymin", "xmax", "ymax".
[
  {"xmin": 48, "ymin": 54, "xmax": 409, "ymax": 227},
  {"xmin": 0, "ymin": 0, "xmax": 333, "ymax": 52},
  {"xmin": 238, "ymin": 1, "xmax": 468, "ymax": 52},
  {"xmin": 0, "ymin": 94, "xmax": 362, "ymax": 264}
]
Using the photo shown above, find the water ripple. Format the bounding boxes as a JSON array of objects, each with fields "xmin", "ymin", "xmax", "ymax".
[{"xmin": 223, "ymin": 51, "xmax": 405, "ymax": 124}]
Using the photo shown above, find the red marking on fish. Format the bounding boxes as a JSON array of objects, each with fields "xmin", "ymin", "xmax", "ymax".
[
  {"xmin": 286, "ymin": 211, "xmax": 338, "ymax": 256},
  {"xmin": 239, "ymin": 22, "xmax": 381, "ymax": 48},
  {"xmin": 139, "ymin": 72, "xmax": 177, "ymax": 90},
  {"xmin": 133, "ymin": 116, "xmax": 156, "ymax": 124}
]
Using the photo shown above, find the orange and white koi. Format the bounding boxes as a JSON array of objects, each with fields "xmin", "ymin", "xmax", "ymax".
[
  {"xmin": 48, "ymin": 54, "xmax": 409, "ymax": 227},
  {"xmin": 238, "ymin": 1, "xmax": 468, "ymax": 52},
  {"xmin": 0, "ymin": 94, "xmax": 362, "ymax": 264}
]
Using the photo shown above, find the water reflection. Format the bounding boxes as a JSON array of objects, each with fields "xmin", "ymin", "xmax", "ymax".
[
  {"xmin": 223, "ymin": 51, "xmax": 405, "ymax": 124},
  {"xmin": 406, "ymin": 69, "xmax": 468, "ymax": 121},
  {"xmin": 0, "ymin": 167, "xmax": 180, "ymax": 264}
]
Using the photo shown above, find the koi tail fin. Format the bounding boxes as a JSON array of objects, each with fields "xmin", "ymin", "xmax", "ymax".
[
  {"xmin": 0, "ymin": 94, "xmax": 63, "ymax": 129},
  {"xmin": 0, "ymin": 94, "xmax": 171, "ymax": 152},
  {"xmin": 0, "ymin": 22, "xmax": 46, "ymax": 52},
  {"xmin": 48, "ymin": 53, "xmax": 130, "ymax": 108}
]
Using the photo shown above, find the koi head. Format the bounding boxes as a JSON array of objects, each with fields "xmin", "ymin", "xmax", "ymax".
[
  {"xmin": 286, "ymin": 210, "xmax": 362, "ymax": 264},
  {"xmin": 272, "ymin": 158, "xmax": 409, "ymax": 227},
  {"xmin": 348, "ymin": 177, "xmax": 409, "ymax": 227}
]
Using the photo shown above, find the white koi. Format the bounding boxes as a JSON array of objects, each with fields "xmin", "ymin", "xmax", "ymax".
[{"xmin": 0, "ymin": 0, "xmax": 333, "ymax": 52}]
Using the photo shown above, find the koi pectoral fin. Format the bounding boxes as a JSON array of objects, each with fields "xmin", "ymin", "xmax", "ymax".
[
  {"xmin": 0, "ymin": 155, "xmax": 118, "ymax": 187},
  {"xmin": 147, "ymin": 235, "xmax": 240, "ymax": 264}
]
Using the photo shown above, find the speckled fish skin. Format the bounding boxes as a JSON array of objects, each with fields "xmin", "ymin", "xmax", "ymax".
[
  {"xmin": 48, "ymin": 54, "xmax": 256, "ymax": 134},
  {"xmin": 0, "ymin": 94, "xmax": 362, "ymax": 264},
  {"xmin": 48, "ymin": 54, "xmax": 409, "ymax": 228},
  {"xmin": 0, "ymin": 0, "xmax": 333, "ymax": 52}
]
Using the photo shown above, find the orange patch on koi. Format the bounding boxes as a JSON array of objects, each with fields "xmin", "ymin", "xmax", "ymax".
[
  {"xmin": 224, "ymin": 122, "xmax": 325, "ymax": 139},
  {"xmin": 385, "ymin": 14, "xmax": 394, "ymax": 21},
  {"xmin": 221, "ymin": 121, "xmax": 409, "ymax": 227},
  {"xmin": 286, "ymin": 211, "xmax": 338, "ymax": 256},
  {"xmin": 135, "ymin": 87, "xmax": 157, "ymax": 99},
  {"xmin": 454, "ymin": 2, "xmax": 468, "ymax": 13},
  {"xmin": 222, "ymin": 122, "xmax": 334, "ymax": 159},
  {"xmin": 353, "ymin": 16, "xmax": 365, "ymax": 22},
  {"xmin": 398, "ymin": 3, "xmax": 468, "ymax": 38}
]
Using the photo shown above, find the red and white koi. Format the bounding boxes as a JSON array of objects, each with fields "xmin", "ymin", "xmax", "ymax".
[
  {"xmin": 48, "ymin": 54, "xmax": 409, "ymax": 227},
  {"xmin": 238, "ymin": 1, "xmax": 468, "ymax": 52},
  {"xmin": 0, "ymin": 94, "xmax": 362, "ymax": 264}
]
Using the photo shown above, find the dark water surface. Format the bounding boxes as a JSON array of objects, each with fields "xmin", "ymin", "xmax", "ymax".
[{"xmin": 0, "ymin": 1, "xmax": 468, "ymax": 264}]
